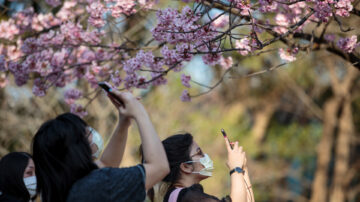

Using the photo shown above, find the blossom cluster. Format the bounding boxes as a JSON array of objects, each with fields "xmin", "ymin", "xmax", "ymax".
[
  {"xmin": 152, "ymin": 6, "xmax": 221, "ymax": 65},
  {"xmin": 86, "ymin": 0, "xmax": 156, "ymax": 28},
  {"xmin": 0, "ymin": 0, "xmax": 357, "ymax": 117}
]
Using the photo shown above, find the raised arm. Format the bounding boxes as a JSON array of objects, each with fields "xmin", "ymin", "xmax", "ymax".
[
  {"xmin": 244, "ymin": 163, "xmax": 255, "ymax": 202},
  {"xmin": 224, "ymin": 138, "xmax": 248, "ymax": 202},
  {"xmin": 96, "ymin": 112, "xmax": 131, "ymax": 168},
  {"xmin": 110, "ymin": 91, "xmax": 170, "ymax": 191}
]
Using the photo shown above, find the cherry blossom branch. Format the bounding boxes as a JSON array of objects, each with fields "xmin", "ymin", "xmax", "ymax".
[
  {"xmin": 333, "ymin": 14, "xmax": 354, "ymax": 32},
  {"xmin": 190, "ymin": 68, "xmax": 232, "ymax": 98}
]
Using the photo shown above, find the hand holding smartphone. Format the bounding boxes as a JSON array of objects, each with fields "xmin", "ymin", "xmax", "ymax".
[
  {"xmin": 98, "ymin": 82, "xmax": 125, "ymax": 107},
  {"xmin": 221, "ymin": 128, "xmax": 233, "ymax": 149}
]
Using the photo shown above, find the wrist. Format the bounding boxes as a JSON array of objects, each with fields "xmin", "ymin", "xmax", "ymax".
[
  {"xmin": 229, "ymin": 167, "xmax": 245, "ymax": 176},
  {"xmin": 229, "ymin": 164, "xmax": 244, "ymax": 171},
  {"xmin": 118, "ymin": 116, "xmax": 131, "ymax": 126},
  {"xmin": 134, "ymin": 110, "xmax": 149, "ymax": 123}
]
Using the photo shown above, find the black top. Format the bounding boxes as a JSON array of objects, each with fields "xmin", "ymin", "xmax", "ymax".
[
  {"xmin": 67, "ymin": 164, "xmax": 146, "ymax": 202},
  {"xmin": 163, "ymin": 184, "xmax": 231, "ymax": 202}
]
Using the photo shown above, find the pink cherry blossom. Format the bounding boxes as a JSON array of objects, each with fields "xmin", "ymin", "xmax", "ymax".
[
  {"xmin": 161, "ymin": 46, "xmax": 180, "ymax": 66},
  {"xmin": 32, "ymin": 78, "xmax": 47, "ymax": 97},
  {"xmin": 337, "ymin": 35, "xmax": 359, "ymax": 53},
  {"xmin": 202, "ymin": 52, "xmax": 222, "ymax": 66},
  {"xmin": 279, "ymin": 47, "xmax": 298, "ymax": 62},
  {"xmin": 259, "ymin": 0, "xmax": 278, "ymax": 13},
  {"xmin": 0, "ymin": 19, "xmax": 19, "ymax": 40},
  {"xmin": 51, "ymin": 49, "xmax": 68, "ymax": 68},
  {"xmin": 45, "ymin": 0, "xmax": 62, "ymax": 7},
  {"xmin": 274, "ymin": 13, "xmax": 290, "ymax": 34},
  {"xmin": 151, "ymin": 72, "xmax": 167, "ymax": 86},
  {"xmin": 325, "ymin": 34, "xmax": 336, "ymax": 42},
  {"xmin": 335, "ymin": 0, "xmax": 354, "ymax": 17},
  {"xmin": 181, "ymin": 74, "xmax": 191, "ymax": 88},
  {"xmin": 236, "ymin": 38, "xmax": 251, "ymax": 56},
  {"xmin": 64, "ymin": 88, "xmax": 83, "ymax": 104},
  {"xmin": 87, "ymin": 2, "xmax": 106, "ymax": 28},
  {"xmin": 70, "ymin": 103, "xmax": 88, "ymax": 118},
  {"xmin": 229, "ymin": 0, "xmax": 252, "ymax": 15},
  {"xmin": 314, "ymin": 2, "xmax": 332, "ymax": 22},
  {"xmin": 176, "ymin": 43, "xmax": 194, "ymax": 62},
  {"xmin": 111, "ymin": 70, "xmax": 122, "ymax": 87},
  {"xmin": 212, "ymin": 14, "xmax": 229, "ymax": 28},
  {"xmin": 0, "ymin": 73, "xmax": 8, "ymax": 88},
  {"xmin": 109, "ymin": 0, "xmax": 137, "ymax": 17},
  {"xmin": 8, "ymin": 61, "xmax": 29, "ymax": 86},
  {"xmin": 138, "ymin": 0, "xmax": 157, "ymax": 9},
  {"xmin": 219, "ymin": 56, "xmax": 233, "ymax": 70},
  {"xmin": 0, "ymin": 0, "xmax": 357, "ymax": 104},
  {"xmin": 180, "ymin": 89, "xmax": 191, "ymax": 102}
]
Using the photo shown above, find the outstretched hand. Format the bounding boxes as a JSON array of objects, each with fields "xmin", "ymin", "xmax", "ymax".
[
  {"xmin": 223, "ymin": 136, "xmax": 247, "ymax": 170},
  {"xmin": 106, "ymin": 90, "xmax": 146, "ymax": 120}
]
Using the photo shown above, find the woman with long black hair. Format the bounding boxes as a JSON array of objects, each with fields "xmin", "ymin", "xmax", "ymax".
[
  {"xmin": 32, "ymin": 91, "xmax": 169, "ymax": 202},
  {"xmin": 0, "ymin": 152, "xmax": 37, "ymax": 202},
  {"xmin": 152, "ymin": 133, "xmax": 254, "ymax": 202}
]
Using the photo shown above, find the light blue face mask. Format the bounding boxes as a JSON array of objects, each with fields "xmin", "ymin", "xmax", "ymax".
[
  {"xmin": 23, "ymin": 176, "xmax": 37, "ymax": 198},
  {"xmin": 184, "ymin": 154, "xmax": 214, "ymax": 177},
  {"xmin": 88, "ymin": 127, "xmax": 104, "ymax": 159}
]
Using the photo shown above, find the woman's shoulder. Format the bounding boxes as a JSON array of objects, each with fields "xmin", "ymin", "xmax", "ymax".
[
  {"xmin": 67, "ymin": 165, "xmax": 146, "ymax": 202},
  {"xmin": 73, "ymin": 165, "xmax": 145, "ymax": 187},
  {"xmin": 186, "ymin": 183, "xmax": 205, "ymax": 192},
  {"xmin": 163, "ymin": 184, "xmax": 231, "ymax": 202}
]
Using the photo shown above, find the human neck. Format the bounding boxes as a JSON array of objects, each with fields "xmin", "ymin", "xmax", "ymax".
[{"xmin": 174, "ymin": 174, "xmax": 201, "ymax": 188}]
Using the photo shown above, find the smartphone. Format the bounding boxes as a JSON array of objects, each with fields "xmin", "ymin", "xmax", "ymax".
[
  {"xmin": 98, "ymin": 82, "xmax": 124, "ymax": 107},
  {"xmin": 221, "ymin": 128, "xmax": 233, "ymax": 149},
  {"xmin": 98, "ymin": 82, "xmax": 112, "ymax": 92}
]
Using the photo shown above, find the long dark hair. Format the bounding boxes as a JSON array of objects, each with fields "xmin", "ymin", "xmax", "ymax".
[
  {"xmin": 161, "ymin": 133, "xmax": 194, "ymax": 185},
  {"xmin": 146, "ymin": 133, "xmax": 193, "ymax": 202},
  {"xmin": 32, "ymin": 113, "xmax": 98, "ymax": 202},
  {"xmin": 0, "ymin": 152, "xmax": 32, "ymax": 202}
]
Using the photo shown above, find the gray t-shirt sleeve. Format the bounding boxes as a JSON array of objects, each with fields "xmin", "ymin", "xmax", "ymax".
[
  {"xmin": 136, "ymin": 164, "xmax": 146, "ymax": 182},
  {"xmin": 108, "ymin": 164, "xmax": 146, "ymax": 201}
]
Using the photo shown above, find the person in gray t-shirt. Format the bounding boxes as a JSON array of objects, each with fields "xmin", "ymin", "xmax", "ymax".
[{"xmin": 32, "ymin": 91, "xmax": 169, "ymax": 202}]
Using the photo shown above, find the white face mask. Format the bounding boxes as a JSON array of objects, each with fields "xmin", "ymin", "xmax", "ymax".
[
  {"xmin": 185, "ymin": 154, "xmax": 214, "ymax": 177},
  {"xmin": 23, "ymin": 176, "xmax": 37, "ymax": 198},
  {"xmin": 88, "ymin": 127, "xmax": 104, "ymax": 159}
]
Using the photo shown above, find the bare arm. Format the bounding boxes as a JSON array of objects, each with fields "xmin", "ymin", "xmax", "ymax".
[
  {"xmin": 134, "ymin": 109, "xmax": 170, "ymax": 191},
  {"xmin": 96, "ymin": 114, "xmax": 131, "ymax": 168},
  {"xmin": 110, "ymin": 91, "xmax": 170, "ymax": 191},
  {"xmin": 224, "ymin": 139, "xmax": 248, "ymax": 202},
  {"xmin": 230, "ymin": 172, "xmax": 248, "ymax": 202},
  {"xmin": 244, "ymin": 166, "xmax": 255, "ymax": 202}
]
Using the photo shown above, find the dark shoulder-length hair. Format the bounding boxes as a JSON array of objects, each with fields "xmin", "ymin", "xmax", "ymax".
[
  {"xmin": 145, "ymin": 133, "xmax": 194, "ymax": 202},
  {"xmin": 32, "ymin": 113, "xmax": 98, "ymax": 202},
  {"xmin": 0, "ymin": 152, "xmax": 32, "ymax": 202}
]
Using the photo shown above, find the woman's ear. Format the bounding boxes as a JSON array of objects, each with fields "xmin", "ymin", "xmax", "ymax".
[{"xmin": 179, "ymin": 162, "xmax": 194, "ymax": 174}]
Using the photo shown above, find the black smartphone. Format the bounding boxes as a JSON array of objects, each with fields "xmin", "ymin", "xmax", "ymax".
[
  {"xmin": 98, "ymin": 82, "xmax": 124, "ymax": 107},
  {"xmin": 221, "ymin": 128, "xmax": 233, "ymax": 149},
  {"xmin": 98, "ymin": 82, "xmax": 112, "ymax": 92}
]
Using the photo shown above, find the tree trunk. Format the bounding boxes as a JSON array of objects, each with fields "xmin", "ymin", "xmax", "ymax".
[
  {"xmin": 252, "ymin": 102, "xmax": 277, "ymax": 145},
  {"xmin": 330, "ymin": 97, "xmax": 353, "ymax": 202},
  {"xmin": 310, "ymin": 97, "xmax": 341, "ymax": 202},
  {"xmin": 329, "ymin": 67, "xmax": 358, "ymax": 202},
  {"xmin": 311, "ymin": 63, "xmax": 358, "ymax": 202}
]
